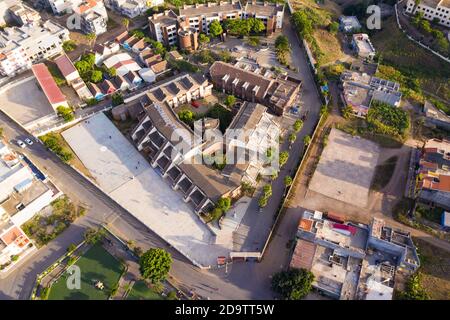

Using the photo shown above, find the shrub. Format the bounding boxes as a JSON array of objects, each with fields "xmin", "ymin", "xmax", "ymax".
[
  {"xmin": 62, "ymin": 40, "xmax": 77, "ymax": 52},
  {"xmin": 112, "ymin": 92, "xmax": 124, "ymax": 106},
  {"xmin": 224, "ymin": 95, "xmax": 236, "ymax": 107},
  {"xmin": 272, "ymin": 268, "xmax": 314, "ymax": 300},
  {"xmin": 178, "ymin": 109, "xmax": 195, "ymax": 126},
  {"xmin": 139, "ymin": 248, "xmax": 172, "ymax": 283},
  {"xmin": 367, "ymin": 101, "xmax": 410, "ymax": 137},
  {"xmin": 56, "ymin": 106, "xmax": 74, "ymax": 122}
]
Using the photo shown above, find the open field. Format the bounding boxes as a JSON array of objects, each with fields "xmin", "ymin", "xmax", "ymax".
[
  {"xmin": 127, "ymin": 281, "xmax": 163, "ymax": 300},
  {"xmin": 371, "ymin": 17, "xmax": 450, "ymax": 103},
  {"xmin": 48, "ymin": 244, "xmax": 124, "ymax": 300},
  {"xmin": 413, "ymin": 238, "xmax": 450, "ymax": 300}
]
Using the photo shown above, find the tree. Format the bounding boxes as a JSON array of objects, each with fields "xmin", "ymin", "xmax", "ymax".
[
  {"xmin": 258, "ymin": 196, "xmax": 268, "ymax": 208},
  {"xmin": 224, "ymin": 95, "xmax": 236, "ymax": 107},
  {"xmin": 84, "ymin": 228, "xmax": 105, "ymax": 244},
  {"xmin": 303, "ymin": 135, "xmax": 311, "ymax": 146},
  {"xmin": 198, "ymin": 33, "xmax": 210, "ymax": 46},
  {"xmin": 293, "ymin": 120, "xmax": 303, "ymax": 132},
  {"xmin": 62, "ymin": 40, "xmax": 77, "ymax": 52},
  {"xmin": 279, "ymin": 151, "xmax": 289, "ymax": 168},
  {"xmin": 217, "ymin": 197, "xmax": 231, "ymax": 212},
  {"xmin": 85, "ymin": 33, "xmax": 97, "ymax": 49},
  {"xmin": 397, "ymin": 273, "xmax": 429, "ymax": 300},
  {"xmin": 56, "ymin": 106, "xmax": 74, "ymax": 122},
  {"xmin": 419, "ymin": 19, "xmax": 432, "ymax": 34},
  {"xmin": 249, "ymin": 18, "xmax": 265, "ymax": 34},
  {"xmin": 275, "ymin": 35, "xmax": 290, "ymax": 53},
  {"xmin": 210, "ymin": 207, "xmax": 223, "ymax": 220},
  {"xmin": 246, "ymin": 36, "xmax": 260, "ymax": 47},
  {"xmin": 272, "ymin": 268, "xmax": 314, "ymax": 300},
  {"xmin": 107, "ymin": 67, "xmax": 117, "ymax": 77},
  {"xmin": 271, "ymin": 170, "xmax": 278, "ymax": 181},
  {"xmin": 90, "ymin": 70, "xmax": 103, "ymax": 83},
  {"xmin": 139, "ymin": 248, "xmax": 172, "ymax": 284},
  {"xmin": 112, "ymin": 92, "xmax": 124, "ymax": 106},
  {"xmin": 284, "ymin": 175, "xmax": 293, "ymax": 187},
  {"xmin": 178, "ymin": 109, "xmax": 195, "ymax": 126},
  {"xmin": 209, "ymin": 20, "xmax": 223, "ymax": 38},
  {"xmin": 328, "ymin": 21, "xmax": 339, "ymax": 34},
  {"xmin": 263, "ymin": 184, "xmax": 272, "ymax": 198},
  {"xmin": 0, "ymin": 127, "xmax": 3, "ymax": 139},
  {"xmin": 291, "ymin": 10, "xmax": 313, "ymax": 39},
  {"xmin": 289, "ymin": 133, "xmax": 297, "ymax": 144},
  {"xmin": 122, "ymin": 18, "xmax": 130, "ymax": 31}
]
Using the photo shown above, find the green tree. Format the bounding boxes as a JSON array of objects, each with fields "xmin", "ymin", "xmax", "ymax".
[
  {"xmin": 199, "ymin": 33, "xmax": 210, "ymax": 46},
  {"xmin": 85, "ymin": 33, "xmax": 97, "ymax": 49},
  {"xmin": 107, "ymin": 67, "xmax": 117, "ymax": 77},
  {"xmin": 0, "ymin": 127, "xmax": 4, "ymax": 139},
  {"xmin": 263, "ymin": 184, "xmax": 272, "ymax": 198},
  {"xmin": 397, "ymin": 273, "xmax": 429, "ymax": 300},
  {"xmin": 62, "ymin": 40, "xmax": 77, "ymax": 52},
  {"xmin": 275, "ymin": 35, "xmax": 290, "ymax": 53},
  {"xmin": 293, "ymin": 120, "xmax": 303, "ymax": 132},
  {"xmin": 291, "ymin": 10, "xmax": 313, "ymax": 39},
  {"xmin": 224, "ymin": 95, "xmax": 236, "ymax": 107},
  {"xmin": 279, "ymin": 151, "xmax": 289, "ymax": 167},
  {"xmin": 178, "ymin": 109, "xmax": 195, "ymax": 126},
  {"xmin": 419, "ymin": 19, "xmax": 432, "ymax": 34},
  {"xmin": 139, "ymin": 248, "xmax": 172, "ymax": 284},
  {"xmin": 217, "ymin": 197, "xmax": 231, "ymax": 212},
  {"xmin": 56, "ymin": 106, "xmax": 74, "ymax": 122},
  {"xmin": 112, "ymin": 92, "xmax": 124, "ymax": 106},
  {"xmin": 289, "ymin": 133, "xmax": 297, "ymax": 144},
  {"xmin": 246, "ymin": 36, "xmax": 260, "ymax": 47},
  {"xmin": 328, "ymin": 21, "xmax": 339, "ymax": 34},
  {"xmin": 258, "ymin": 196, "xmax": 268, "ymax": 208},
  {"xmin": 209, "ymin": 20, "xmax": 223, "ymax": 38},
  {"xmin": 284, "ymin": 175, "xmax": 293, "ymax": 187},
  {"xmin": 249, "ymin": 18, "xmax": 265, "ymax": 34},
  {"xmin": 122, "ymin": 18, "xmax": 130, "ymax": 31},
  {"xmin": 210, "ymin": 207, "xmax": 223, "ymax": 220},
  {"xmin": 303, "ymin": 135, "xmax": 311, "ymax": 146},
  {"xmin": 84, "ymin": 228, "xmax": 105, "ymax": 244},
  {"xmin": 272, "ymin": 268, "xmax": 314, "ymax": 300},
  {"xmin": 90, "ymin": 70, "xmax": 103, "ymax": 83}
]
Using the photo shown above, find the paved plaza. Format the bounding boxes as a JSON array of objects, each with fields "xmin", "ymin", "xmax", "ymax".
[
  {"xmin": 62, "ymin": 113, "xmax": 232, "ymax": 268},
  {"xmin": 309, "ymin": 129, "xmax": 380, "ymax": 208}
]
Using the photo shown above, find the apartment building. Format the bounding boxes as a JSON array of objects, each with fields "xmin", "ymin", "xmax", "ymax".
[
  {"xmin": 352, "ymin": 33, "xmax": 376, "ymax": 60},
  {"xmin": 209, "ymin": 61, "xmax": 302, "ymax": 115},
  {"xmin": 405, "ymin": 0, "xmax": 450, "ymax": 28},
  {"xmin": 178, "ymin": 25, "xmax": 199, "ymax": 52},
  {"xmin": 105, "ymin": 0, "xmax": 164, "ymax": 18},
  {"xmin": 178, "ymin": 0, "xmax": 243, "ymax": 34},
  {"xmin": 148, "ymin": 10, "xmax": 179, "ymax": 46},
  {"xmin": 8, "ymin": 3, "xmax": 41, "ymax": 26},
  {"xmin": 243, "ymin": 1, "xmax": 284, "ymax": 36},
  {"xmin": 0, "ymin": 20, "xmax": 69, "ymax": 76}
]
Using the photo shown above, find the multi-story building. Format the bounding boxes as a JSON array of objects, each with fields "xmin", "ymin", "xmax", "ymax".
[
  {"xmin": 209, "ymin": 61, "xmax": 302, "ymax": 115},
  {"xmin": 178, "ymin": 25, "xmax": 199, "ymax": 52},
  {"xmin": 105, "ymin": 0, "xmax": 164, "ymax": 18},
  {"xmin": 405, "ymin": 0, "xmax": 450, "ymax": 28},
  {"xmin": 415, "ymin": 138, "xmax": 450, "ymax": 211},
  {"xmin": 178, "ymin": 0, "xmax": 243, "ymax": 34},
  {"xmin": 148, "ymin": 10, "xmax": 179, "ymax": 47},
  {"xmin": 8, "ymin": 3, "xmax": 41, "ymax": 26},
  {"xmin": 243, "ymin": 1, "xmax": 284, "ymax": 36},
  {"xmin": 0, "ymin": 20, "xmax": 69, "ymax": 76}
]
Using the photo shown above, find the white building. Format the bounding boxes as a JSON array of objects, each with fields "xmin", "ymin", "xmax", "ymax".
[
  {"xmin": 103, "ymin": 52, "xmax": 141, "ymax": 76},
  {"xmin": 352, "ymin": 33, "xmax": 376, "ymax": 60},
  {"xmin": 0, "ymin": 20, "xmax": 69, "ymax": 76},
  {"xmin": 405, "ymin": 0, "xmax": 450, "ymax": 28},
  {"xmin": 105, "ymin": 0, "xmax": 164, "ymax": 18}
]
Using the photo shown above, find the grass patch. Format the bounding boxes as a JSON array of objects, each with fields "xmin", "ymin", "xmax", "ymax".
[
  {"xmin": 203, "ymin": 104, "xmax": 233, "ymax": 133},
  {"xmin": 127, "ymin": 280, "xmax": 164, "ymax": 300},
  {"xmin": 412, "ymin": 238, "xmax": 450, "ymax": 300},
  {"xmin": 415, "ymin": 205, "xmax": 443, "ymax": 224},
  {"xmin": 21, "ymin": 196, "xmax": 86, "ymax": 247},
  {"xmin": 40, "ymin": 132, "xmax": 73, "ymax": 163},
  {"xmin": 48, "ymin": 244, "xmax": 124, "ymax": 300},
  {"xmin": 371, "ymin": 156, "xmax": 398, "ymax": 190},
  {"xmin": 371, "ymin": 16, "xmax": 450, "ymax": 103},
  {"xmin": 47, "ymin": 63, "xmax": 66, "ymax": 86}
]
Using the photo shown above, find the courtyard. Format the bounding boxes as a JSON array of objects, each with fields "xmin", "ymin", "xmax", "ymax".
[
  {"xmin": 48, "ymin": 244, "xmax": 124, "ymax": 300},
  {"xmin": 0, "ymin": 78, "xmax": 55, "ymax": 127},
  {"xmin": 61, "ymin": 112, "xmax": 232, "ymax": 268},
  {"xmin": 308, "ymin": 128, "xmax": 380, "ymax": 208}
]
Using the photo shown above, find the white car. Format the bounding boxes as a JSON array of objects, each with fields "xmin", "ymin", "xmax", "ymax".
[
  {"xmin": 25, "ymin": 138, "xmax": 33, "ymax": 145},
  {"xmin": 17, "ymin": 139, "xmax": 26, "ymax": 148}
]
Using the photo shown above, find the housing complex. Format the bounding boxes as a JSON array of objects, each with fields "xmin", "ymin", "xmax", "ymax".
[
  {"xmin": 209, "ymin": 61, "xmax": 302, "ymax": 116},
  {"xmin": 47, "ymin": 0, "xmax": 108, "ymax": 35},
  {"xmin": 291, "ymin": 210, "xmax": 420, "ymax": 300},
  {"xmin": 414, "ymin": 138, "xmax": 450, "ymax": 211},
  {"xmin": 0, "ymin": 20, "xmax": 69, "ymax": 76},
  {"xmin": 405, "ymin": 0, "xmax": 450, "ymax": 28},
  {"xmin": 340, "ymin": 70, "xmax": 402, "ymax": 117},
  {"xmin": 105, "ymin": 0, "xmax": 164, "ymax": 18},
  {"xmin": 0, "ymin": 142, "xmax": 61, "ymax": 272},
  {"xmin": 7, "ymin": 3, "xmax": 41, "ymax": 26},
  {"xmin": 148, "ymin": 1, "xmax": 285, "ymax": 51}
]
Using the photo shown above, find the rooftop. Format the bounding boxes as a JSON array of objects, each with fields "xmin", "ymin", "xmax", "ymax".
[
  {"xmin": 31, "ymin": 63, "xmax": 67, "ymax": 105},
  {"xmin": 54, "ymin": 54, "xmax": 78, "ymax": 78},
  {"xmin": 179, "ymin": 0, "xmax": 243, "ymax": 17},
  {"xmin": 244, "ymin": 1, "xmax": 284, "ymax": 16}
]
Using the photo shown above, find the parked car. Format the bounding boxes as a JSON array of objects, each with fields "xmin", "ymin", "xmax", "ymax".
[
  {"xmin": 16, "ymin": 139, "xmax": 26, "ymax": 148},
  {"xmin": 25, "ymin": 138, "xmax": 33, "ymax": 145}
]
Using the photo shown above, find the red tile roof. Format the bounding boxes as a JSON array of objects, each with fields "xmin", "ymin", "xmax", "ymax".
[
  {"xmin": 54, "ymin": 54, "xmax": 77, "ymax": 78},
  {"xmin": 31, "ymin": 63, "xmax": 67, "ymax": 105}
]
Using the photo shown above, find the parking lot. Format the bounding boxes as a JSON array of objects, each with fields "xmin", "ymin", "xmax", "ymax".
[{"xmin": 0, "ymin": 78, "xmax": 55, "ymax": 127}]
